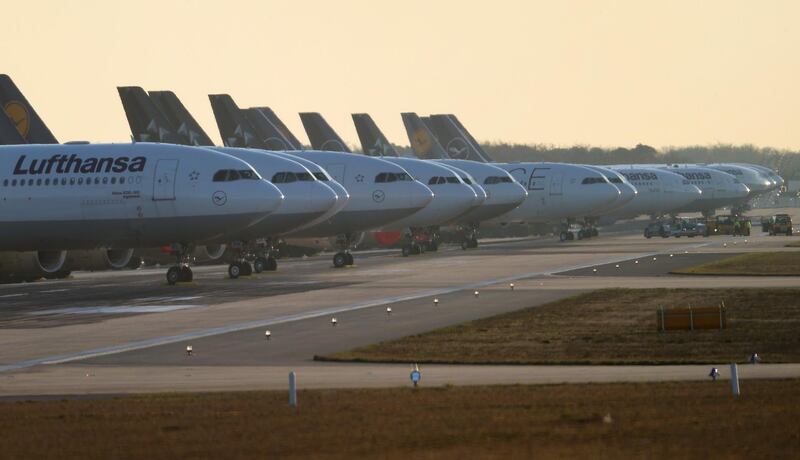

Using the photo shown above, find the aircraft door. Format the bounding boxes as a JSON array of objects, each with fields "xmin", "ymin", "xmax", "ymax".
[
  {"xmin": 324, "ymin": 163, "xmax": 346, "ymax": 183},
  {"xmin": 549, "ymin": 173, "xmax": 563, "ymax": 196},
  {"xmin": 153, "ymin": 159, "xmax": 178, "ymax": 201}
]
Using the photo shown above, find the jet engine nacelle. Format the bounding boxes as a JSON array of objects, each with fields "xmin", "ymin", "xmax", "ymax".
[
  {"xmin": 195, "ymin": 244, "xmax": 227, "ymax": 262},
  {"xmin": 65, "ymin": 249, "xmax": 135, "ymax": 271},
  {"xmin": 0, "ymin": 250, "xmax": 68, "ymax": 282}
]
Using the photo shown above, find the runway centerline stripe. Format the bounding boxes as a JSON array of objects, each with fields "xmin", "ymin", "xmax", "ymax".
[{"xmin": 0, "ymin": 242, "xmax": 709, "ymax": 374}]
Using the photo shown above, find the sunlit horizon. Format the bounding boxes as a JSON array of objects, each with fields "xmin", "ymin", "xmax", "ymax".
[{"xmin": 3, "ymin": 0, "xmax": 800, "ymax": 150}]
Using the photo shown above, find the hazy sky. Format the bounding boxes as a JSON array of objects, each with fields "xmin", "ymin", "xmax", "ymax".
[{"xmin": 3, "ymin": 0, "xmax": 800, "ymax": 149}]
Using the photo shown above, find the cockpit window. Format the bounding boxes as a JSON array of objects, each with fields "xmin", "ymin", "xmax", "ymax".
[
  {"xmin": 376, "ymin": 172, "xmax": 413, "ymax": 183},
  {"xmin": 213, "ymin": 169, "xmax": 260, "ymax": 182},
  {"xmin": 484, "ymin": 176, "xmax": 513, "ymax": 185},
  {"xmin": 296, "ymin": 172, "xmax": 314, "ymax": 181},
  {"xmin": 609, "ymin": 177, "xmax": 622, "ymax": 184},
  {"xmin": 271, "ymin": 171, "xmax": 299, "ymax": 183},
  {"xmin": 446, "ymin": 176, "xmax": 460, "ymax": 184},
  {"xmin": 581, "ymin": 177, "xmax": 607, "ymax": 185},
  {"xmin": 428, "ymin": 176, "xmax": 440, "ymax": 185},
  {"xmin": 313, "ymin": 172, "xmax": 329, "ymax": 181},
  {"xmin": 462, "ymin": 176, "xmax": 472, "ymax": 185}
]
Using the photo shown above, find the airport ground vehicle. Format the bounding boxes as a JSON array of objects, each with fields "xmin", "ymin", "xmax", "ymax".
[
  {"xmin": 768, "ymin": 214, "xmax": 793, "ymax": 236},
  {"xmin": 644, "ymin": 222, "xmax": 671, "ymax": 238},
  {"xmin": 669, "ymin": 218, "xmax": 708, "ymax": 238},
  {"xmin": 707, "ymin": 215, "xmax": 751, "ymax": 236}
]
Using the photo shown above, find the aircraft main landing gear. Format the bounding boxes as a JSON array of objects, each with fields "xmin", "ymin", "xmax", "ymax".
[{"xmin": 228, "ymin": 261, "xmax": 253, "ymax": 279}]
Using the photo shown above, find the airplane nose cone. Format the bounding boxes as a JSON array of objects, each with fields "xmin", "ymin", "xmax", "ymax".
[
  {"xmin": 736, "ymin": 183, "xmax": 751, "ymax": 198},
  {"xmin": 310, "ymin": 182, "xmax": 338, "ymax": 214},
  {"xmin": 259, "ymin": 180, "xmax": 285, "ymax": 214},
  {"xmin": 619, "ymin": 184, "xmax": 637, "ymax": 205},
  {"xmin": 410, "ymin": 181, "xmax": 435, "ymax": 210},
  {"xmin": 602, "ymin": 184, "xmax": 621, "ymax": 206}
]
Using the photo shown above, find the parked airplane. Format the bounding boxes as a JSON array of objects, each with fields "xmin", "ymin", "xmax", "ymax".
[
  {"xmin": 351, "ymin": 113, "xmax": 481, "ymax": 253},
  {"xmin": 0, "ymin": 76, "xmax": 240, "ymax": 281},
  {"xmin": 605, "ymin": 166, "xmax": 703, "ymax": 219},
  {"xmin": 0, "ymin": 142, "xmax": 284, "ymax": 284},
  {"xmin": 401, "ymin": 112, "xmax": 527, "ymax": 248},
  {"xmin": 119, "ymin": 87, "xmax": 341, "ymax": 276},
  {"xmin": 208, "ymin": 96, "xmax": 434, "ymax": 267},
  {"xmin": 423, "ymin": 114, "xmax": 621, "ymax": 237}
]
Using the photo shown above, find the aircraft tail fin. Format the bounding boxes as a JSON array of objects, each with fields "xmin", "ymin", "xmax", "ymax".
[
  {"xmin": 241, "ymin": 108, "xmax": 299, "ymax": 150},
  {"xmin": 351, "ymin": 113, "xmax": 398, "ymax": 157},
  {"xmin": 445, "ymin": 114, "xmax": 494, "ymax": 162},
  {"xmin": 0, "ymin": 106, "xmax": 27, "ymax": 144},
  {"xmin": 401, "ymin": 112, "xmax": 447, "ymax": 160},
  {"xmin": 251, "ymin": 107, "xmax": 304, "ymax": 149},
  {"xmin": 426, "ymin": 114, "xmax": 490, "ymax": 162},
  {"xmin": 117, "ymin": 86, "xmax": 182, "ymax": 143},
  {"xmin": 208, "ymin": 94, "xmax": 267, "ymax": 148},
  {"xmin": 299, "ymin": 112, "xmax": 351, "ymax": 152},
  {"xmin": 0, "ymin": 74, "xmax": 58, "ymax": 143},
  {"xmin": 148, "ymin": 91, "xmax": 214, "ymax": 146}
]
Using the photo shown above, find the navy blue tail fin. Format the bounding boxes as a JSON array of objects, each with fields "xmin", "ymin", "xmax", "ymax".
[
  {"xmin": 251, "ymin": 107, "xmax": 304, "ymax": 150},
  {"xmin": 242, "ymin": 108, "xmax": 298, "ymax": 150},
  {"xmin": 208, "ymin": 94, "xmax": 267, "ymax": 148},
  {"xmin": 400, "ymin": 112, "xmax": 447, "ymax": 160},
  {"xmin": 445, "ymin": 114, "xmax": 494, "ymax": 162},
  {"xmin": 351, "ymin": 113, "xmax": 398, "ymax": 157},
  {"xmin": 148, "ymin": 91, "xmax": 214, "ymax": 146},
  {"xmin": 426, "ymin": 114, "xmax": 490, "ymax": 162},
  {"xmin": 117, "ymin": 86, "xmax": 182, "ymax": 143},
  {"xmin": 0, "ymin": 74, "xmax": 58, "ymax": 143},
  {"xmin": 299, "ymin": 112, "xmax": 351, "ymax": 152}
]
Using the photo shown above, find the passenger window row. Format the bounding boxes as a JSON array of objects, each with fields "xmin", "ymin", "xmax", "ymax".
[
  {"xmin": 2, "ymin": 176, "xmax": 135, "ymax": 187},
  {"xmin": 375, "ymin": 172, "xmax": 413, "ymax": 183},
  {"xmin": 213, "ymin": 169, "xmax": 261, "ymax": 182}
]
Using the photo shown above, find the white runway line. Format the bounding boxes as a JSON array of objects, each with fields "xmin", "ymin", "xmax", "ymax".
[
  {"xmin": 0, "ymin": 293, "xmax": 28, "ymax": 298},
  {"xmin": 28, "ymin": 305, "xmax": 204, "ymax": 316}
]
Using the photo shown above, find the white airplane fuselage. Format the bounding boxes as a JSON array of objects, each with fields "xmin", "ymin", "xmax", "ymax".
[
  {"xmin": 0, "ymin": 143, "xmax": 283, "ymax": 251},
  {"xmin": 490, "ymin": 162, "xmax": 621, "ymax": 223},
  {"xmin": 285, "ymin": 151, "xmax": 434, "ymax": 237}
]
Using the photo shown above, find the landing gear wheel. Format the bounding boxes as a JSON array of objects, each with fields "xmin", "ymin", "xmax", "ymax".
[
  {"xmin": 333, "ymin": 252, "xmax": 347, "ymax": 268},
  {"xmin": 253, "ymin": 257, "xmax": 268, "ymax": 274},
  {"xmin": 166, "ymin": 266, "xmax": 181, "ymax": 285},
  {"xmin": 345, "ymin": 253, "xmax": 354, "ymax": 266},
  {"xmin": 402, "ymin": 245, "xmax": 411, "ymax": 257},
  {"xmin": 469, "ymin": 238, "xmax": 479, "ymax": 249},
  {"xmin": 179, "ymin": 266, "xmax": 193, "ymax": 282},
  {"xmin": 577, "ymin": 230, "xmax": 584, "ymax": 240},
  {"xmin": 411, "ymin": 244, "xmax": 421, "ymax": 255},
  {"xmin": 429, "ymin": 241, "xmax": 439, "ymax": 252},
  {"xmin": 266, "ymin": 257, "xmax": 278, "ymax": 271},
  {"xmin": 228, "ymin": 262, "xmax": 242, "ymax": 279},
  {"xmin": 560, "ymin": 231, "xmax": 568, "ymax": 242},
  {"xmin": 241, "ymin": 262, "xmax": 253, "ymax": 276},
  {"xmin": 461, "ymin": 240, "xmax": 469, "ymax": 250}
]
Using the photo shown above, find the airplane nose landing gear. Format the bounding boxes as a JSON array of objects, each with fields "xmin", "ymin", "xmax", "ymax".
[
  {"xmin": 166, "ymin": 244, "xmax": 194, "ymax": 285},
  {"xmin": 333, "ymin": 233, "xmax": 357, "ymax": 268}
]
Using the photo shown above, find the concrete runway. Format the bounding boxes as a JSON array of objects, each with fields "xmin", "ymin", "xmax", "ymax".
[{"xmin": 1, "ymin": 226, "xmax": 799, "ymax": 396}]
